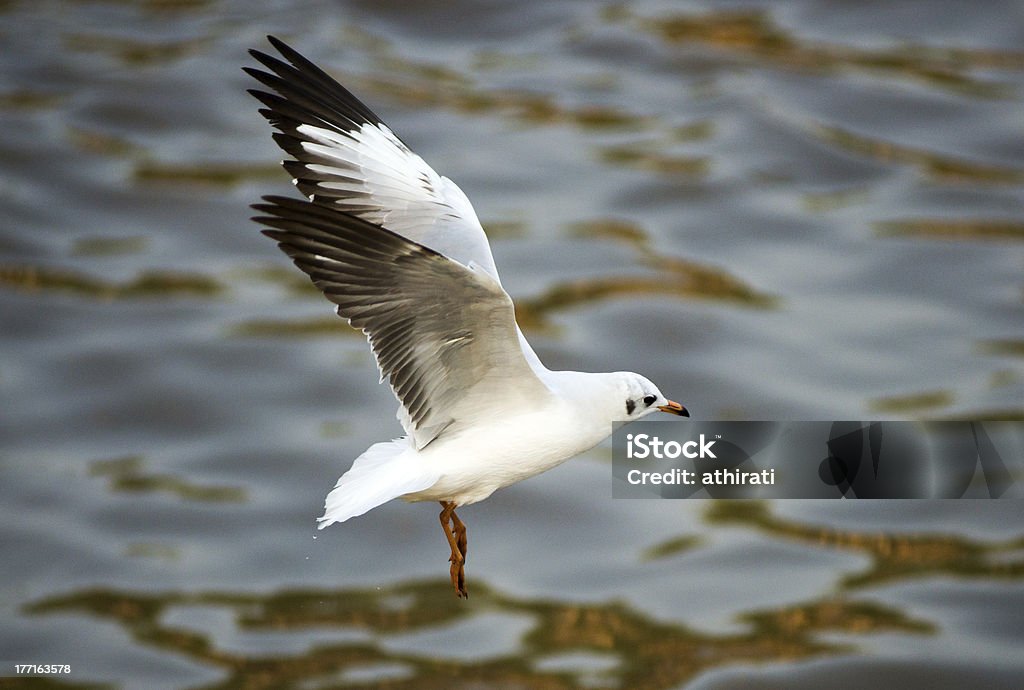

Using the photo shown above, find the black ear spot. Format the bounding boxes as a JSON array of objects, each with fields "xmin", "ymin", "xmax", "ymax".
[
  {"xmin": 643, "ymin": 395, "xmax": 656, "ymax": 406},
  {"xmin": 625, "ymin": 399, "xmax": 636, "ymax": 415}
]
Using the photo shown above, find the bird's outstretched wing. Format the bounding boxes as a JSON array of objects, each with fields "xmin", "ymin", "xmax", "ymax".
[
  {"xmin": 245, "ymin": 36, "xmax": 501, "ymax": 282},
  {"xmin": 253, "ymin": 196, "xmax": 552, "ymax": 449},
  {"xmin": 246, "ymin": 36, "xmax": 552, "ymax": 443}
]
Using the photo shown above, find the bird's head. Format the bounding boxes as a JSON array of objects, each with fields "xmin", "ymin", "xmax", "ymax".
[{"xmin": 610, "ymin": 372, "xmax": 689, "ymax": 423}]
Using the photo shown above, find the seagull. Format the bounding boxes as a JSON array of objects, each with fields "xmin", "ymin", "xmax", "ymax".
[{"xmin": 246, "ymin": 36, "xmax": 689, "ymax": 598}]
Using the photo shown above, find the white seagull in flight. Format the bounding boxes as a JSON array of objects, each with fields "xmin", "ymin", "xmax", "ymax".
[{"xmin": 246, "ymin": 36, "xmax": 688, "ymax": 598}]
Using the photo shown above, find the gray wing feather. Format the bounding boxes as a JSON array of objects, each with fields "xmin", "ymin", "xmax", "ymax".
[{"xmin": 253, "ymin": 196, "xmax": 551, "ymax": 449}]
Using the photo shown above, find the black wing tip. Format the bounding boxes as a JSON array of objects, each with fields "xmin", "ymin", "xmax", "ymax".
[
  {"xmin": 265, "ymin": 35, "xmax": 317, "ymax": 69},
  {"xmin": 253, "ymin": 35, "xmax": 293, "ymax": 58},
  {"xmin": 251, "ymin": 194, "xmax": 304, "ymax": 211},
  {"xmin": 256, "ymin": 35, "xmax": 317, "ymax": 75},
  {"xmin": 258, "ymin": 228, "xmax": 288, "ymax": 243},
  {"xmin": 249, "ymin": 197, "xmax": 299, "ymax": 222},
  {"xmin": 246, "ymin": 35, "xmax": 386, "ymax": 130},
  {"xmin": 261, "ymin": 193, "xmax": 302, "ymax": 204},
  {"xmin": 246, "ymin": 49, "xmax": 288, "ymax": 76}
]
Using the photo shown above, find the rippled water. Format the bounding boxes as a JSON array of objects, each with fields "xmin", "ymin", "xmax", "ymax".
[{"xmin": 2, "ymin": 1, "xmax": 1023, "ymax": 688}]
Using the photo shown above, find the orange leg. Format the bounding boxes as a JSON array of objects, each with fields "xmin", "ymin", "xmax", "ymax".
[
  {"xmin": 439, "ymin": 501, "xmax": 468, "ymax": 598},
  {"xmin": 451, "ymin": 509, "xmax": 467, "ymax": 563}
]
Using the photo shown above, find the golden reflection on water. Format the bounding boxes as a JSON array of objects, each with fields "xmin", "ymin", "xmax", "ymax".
[
  {"xmin": 514, "ymin": 218, "xmax": 775, "ymax": 332},
  {"xmin": 25, "ymin": 578, "xmax": 932, "ymax": 690},
  {"xmin": 981, "ymin": 340, "xmax": 1024, "ymax": 358},
  {"xmin": 701, "ymin": 501, "xmax": 1024, "ymax": 589},
  {"xmin": 0, "ymin": 264, "xmax": 223, "ymax": 299},
  {"xmin": 875, "ymin": 219, "xmax": 1024, "ymax": 242},
  {"xmin": 599, "ymin": 145, "xmax": 709, "ymax": 177},
  {"xmin": 63, "ymin": 33, "xmax": 209, "ymax": 66},
  {"xmin": 28, "ymin": 499, "xmax": 1018, "ymax": 688},
  {"xmin": 640, "ymin": 534, "xmax": 703, "ymax": 562},
  {"xmin": 869, "ymin": 390, "xmax": 955, "ymax": 414},
  {"xmin": 819, "ymin": 126, "xmax": 1024, "ymax": 186},
  {"xmin": 358, "ymin": 73, "xmax": 647, "ymax": 131},
  {"xmin": 90, "ymin": 455, "xmax": 247, "ymax": 503},
  {"xmin": 133, "ymin": 161, "xmax": 284, "ymax": 187},
  {"xmin": 0, "ymin": 88, "xmax": 64, "ymax": 111},
  {"xmin": 626, "ymin": 7, "xmax": 1024, "ymax": 98},
  {"xmin": 71, "ymin": 235, "xmax": 150, "ymax": 257},
  {"xmin": 67, "ymin": 126, "xmax": 144, "ymax": 158},
  {"xmin": 277, "ymin": 25, "xmax": 654, "ymax": 134}
]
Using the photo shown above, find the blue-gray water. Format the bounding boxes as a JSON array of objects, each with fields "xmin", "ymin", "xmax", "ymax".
[{"xmin": 1, "ymin": 1, "xmax": 1023, "ymax": 688}]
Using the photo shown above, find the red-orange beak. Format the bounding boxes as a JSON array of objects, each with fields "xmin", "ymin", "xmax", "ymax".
[{"xmin": 658, "ymin": 400, "xmax": 689, "ymax": 417}]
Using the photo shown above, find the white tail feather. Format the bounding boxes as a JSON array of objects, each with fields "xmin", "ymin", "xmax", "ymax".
[{"xmin": 317, "ymin": 439, "xmax": 439, "ymax": 529}]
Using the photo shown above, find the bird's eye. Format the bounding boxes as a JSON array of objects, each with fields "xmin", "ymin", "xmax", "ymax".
[{"xmin": 643, "ymin": 395, "xmax": 656, "ymax": 406}]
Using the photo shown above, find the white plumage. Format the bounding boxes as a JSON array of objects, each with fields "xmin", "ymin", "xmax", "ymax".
[{"xmin": 247, "ymin": 36, "xmax": 688, "ymax": 597}]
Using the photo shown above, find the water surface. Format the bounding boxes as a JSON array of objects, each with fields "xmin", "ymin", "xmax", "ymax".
[{"xmin": 1, "ymin": 1, "xmax": 1023, "ymax": 688}]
